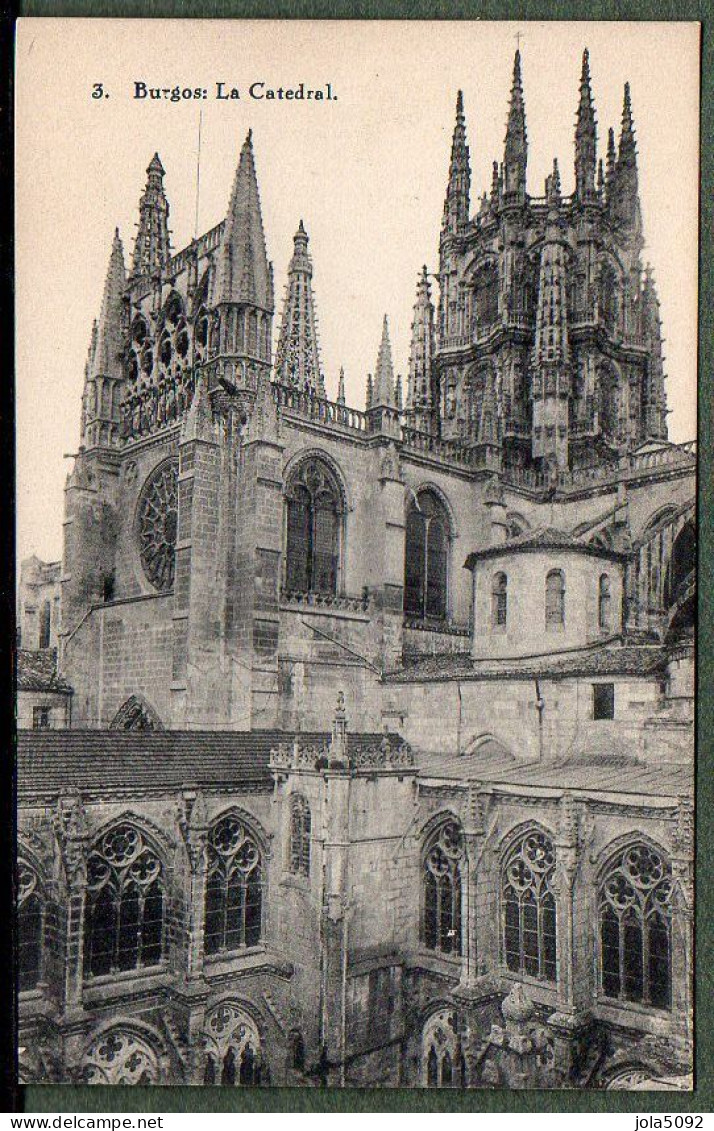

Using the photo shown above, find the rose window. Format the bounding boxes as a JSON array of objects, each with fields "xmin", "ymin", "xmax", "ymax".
[{"xmin": 137, "ymin": 459, "xmax": 178, "ymax": 591}]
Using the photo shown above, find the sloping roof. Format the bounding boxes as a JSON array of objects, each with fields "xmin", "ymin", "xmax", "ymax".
[
  {"xmin": 17, "ymin": 650, "xmax": 73, "ymax": 694},
  {"xmin": 464, "ymin": 525, "xmax": 624, "ymax": 567},
  {"xmin": 384, "ymin": 643, "xmax": 666, "ymax": 683},
  {"xmin": 16, "ymin": 729, "xmax": 403, "ymax": 796}
]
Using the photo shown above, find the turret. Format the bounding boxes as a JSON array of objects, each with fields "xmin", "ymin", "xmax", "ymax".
[
  {"xmin": 531, "ymin": 160, "xmax": 570, "ymax": 468},
  {"xmin": 131, "ymin": 154, "xmax": 171, "ymax": 279},
  {"xmin": 210, "ymin": 131, "xmax": 274, "ymax": 393},
  {"xmin": 336, "ymin": 367, "xmax": 346, "ymax": 405},
  {"xmin": 405, "ymin": 266, "xmax": 436, "ymax": 433},
  {"xmin": 503, "ymin": 50, "xmax": 527, "ymax": 200},
  {"xmin": 274, "ymin": 220, "xmax": 325, "ymax": 395},
  {"xmin": 442, "ymin": 90, "xmax": 471, "ymax": 236},
  {"xmin": 574, "ymin": 48, "xmax": 598, "ymax": 202},
  {"xmin": 81, "ymin": 229, "xmax": 126, "ymax": 448},
  {"xmin": 367, "ymin": 317, "xmax": 400, "ymax": 436}
]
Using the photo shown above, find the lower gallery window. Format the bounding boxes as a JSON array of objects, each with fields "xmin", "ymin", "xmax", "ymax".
[
  {"xmin": 423, "ymin": 820, "xmax": 463, "ymax": 956},
  {"xmin": 404, "ymin": 490, "xmax": 449, "ymax": 620},
  {"xmin": 422, "ymin": 1009, "xmax": 467, "ymax": 1088},
  {"xmin": 502, "ymin": 830, "xmax": 557, "ymax": 981},
  {"xmin": 18, "ymin": 860, "xmax": 43, "ymax": 991},
  {"xmin": 205, "ymin": 815, "xmax": 264, "ymax": 955},
  {"xmin": 83, "ymin": 824, "xmax": 164, "ymax": 978},
  {"xmin": 284, "ymin": 459, "xmax": 342, "ymax": 596},
  {"xmin": 599, "ymin": 843, "xmax": 672, "ymax": 1009}
]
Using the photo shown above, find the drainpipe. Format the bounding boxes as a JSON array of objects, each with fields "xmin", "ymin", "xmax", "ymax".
[{"xmin": 534, "ymin": 678, "xmax": 545, "ymax": 762}]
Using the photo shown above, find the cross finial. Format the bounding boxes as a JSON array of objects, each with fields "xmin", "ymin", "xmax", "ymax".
[{"xmin": 515, "ymin": 30, "xmax": 523, "ymax": 51}]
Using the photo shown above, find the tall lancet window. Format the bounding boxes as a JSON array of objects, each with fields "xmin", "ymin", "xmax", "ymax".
[
  {"xmin": 502, "ymin": 830, "xmax": 557, "ymax": 981},
  {"xmin": 545, "ymin": 569, "xmax": 566, "ymax": 629},
  {"xmin": 422, "ymin": 820, "xmax": 463, "ymax": 956},
  {"xmin": 491, "ymin": 572, "xmax": 508, "ymax": 630},
  {"xmin": 404, "ymin": 490, "xmax": 450, "ymax": 621},
  {"xmin": 598, "ymin": 574, "xmax": 612, "ymax": 631},
  {"xmin": 284, "ymin": 459, "xmax": 343, "ymax": 596}
]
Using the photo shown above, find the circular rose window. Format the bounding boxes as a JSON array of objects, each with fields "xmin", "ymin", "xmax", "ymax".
[{"xmin": 137, "ymin": 458, "xmax": 178, "ymax": 591}]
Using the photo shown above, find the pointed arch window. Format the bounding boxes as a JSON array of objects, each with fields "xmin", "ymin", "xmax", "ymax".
[
  {"xmin": 599, "ymin": 574, "xmax": 612, "ymax": 631},
  {"xmin": 81, "ymin": 1029, "xmax": 161, "ymax": 1086},
  {"xmin": 38, "ymin": 600, "xmax": 51, "ymax": 649},
  {"xmin": 18, "ymin": 860, "xmax": 44, "ymax": 992},
  {"xmin": 83, "ymin": 824, "xmax": 165, "ymax": 978},
  {"xmin": 545, "ymin": 569, "xmax": 565, "ymax": 629},
  {"xmin": 492, "ymin": 572, "xmax": 508, "ymax": 630},
  {"xmin": 284, "ymin": 459, "xmax": 343, "ymax": 597},
  {"xmin": 599, "ymin": 843, "xmax": 672, "ymax": 1009},
  {"xmin": 502, "ymin": 830, "xmax": 557, "ymax": 981},
  {"xmin": 205, "ymin": 815, "xmax": 264, "ymax": 956},
  {"xmin": 422, "ymin": 820, "xmax": 463, "ymax": 956},
  {"xmin": 404, "ymin": 490, "xmax": 450, "ymax": 621},
  {"xmin": 289, "ymin": 795, "xmax": 311, "ymax": 878},
  {"xmin": 599, "ymin": 262, "xmax": 621, "ymax": 336},
  {"xmin": 473, "ymin": 263, "xmax": 499, "ymax": 337},
  {"xmin": 203, "ymin": 1003, "xmax": 264, "ymax": 1086},
  {"xmin": 422, "ymin": 1009, "xmax": 466, "ymax": 1088}
]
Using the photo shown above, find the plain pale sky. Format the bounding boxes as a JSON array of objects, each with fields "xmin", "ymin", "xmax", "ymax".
[{"xmin": 15, "ymin": 19, "xmax": 700, "ymax": 564}]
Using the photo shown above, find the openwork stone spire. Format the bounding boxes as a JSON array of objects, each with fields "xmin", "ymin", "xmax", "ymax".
[
  {"xmin": 132, "ymin": 154, "xmax": 171, "ymax": 277},
  {"xmin": 503, "ymin": 50, "xmax": 527, "ymax": 199},
  {"xmin": 82, "ymin": 229, "xmax": 127, "ymax": 446},
  {"xmin": 611, "ymin": 84, "xmax": 642, "ymax": 235},
  {"xmin": 372, "ymin": 316, "xmax": 396, "ymax": 408},
  {"xmin": 274, "ymin": 220, "xmax": 324, "ymax": 394},
  {"xmin": 405, "ymin": 266, "xmax": 436, "ymax": 431},
  {"xmin": 575, "ymin": 48, "xmax": 597, "ymax": 201},
  {"xmin": 442, "ymin": 90, "xmax": 471, "ymax": 235},
  {"xmin": 215, "ymin": 130, "xmax": 273, "ymax": 310}
]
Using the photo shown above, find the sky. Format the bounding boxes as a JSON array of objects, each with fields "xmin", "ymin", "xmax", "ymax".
[{"xmin": 15, "ymin": 19, "xmax": 700, "ymax": 564}]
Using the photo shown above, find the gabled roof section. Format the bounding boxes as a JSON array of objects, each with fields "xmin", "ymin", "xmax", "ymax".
[
  {"xmin": 17, "ymin": 650, "xmax": 73, "ymax": 694},
  {"xmin": 464, "ymin": 525, "xmax": 625, "ymax": 568}
]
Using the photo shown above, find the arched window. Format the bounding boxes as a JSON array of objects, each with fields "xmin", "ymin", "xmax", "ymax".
[
  {"xmin": 422, "ymin": 1009, "xmax": 466, "ymax": 1088},
  {"xmin": 110, "ymin": 696, "xmax": 163, "ymax": 732},
  {"xmin": 473, "ymin": 264, "xmax": 499, "ymax": 336},
  {"xmin": 598, "ymin": 363, "xmax": 622, "ymax": 442},
  {"xmin": 18, "ymin": 860, "xmax": 43, "ymax": 992},
  {"xmin": 81, "ymin": 1029, "xmax": 161, "ymax": 1086},
  {"xmin": 404, "ymin": 490, "xmax": 450, "ymax": 620},
  {"xmin": 599, "ymin": 574, "xmax": 612, "ymax": 631},
  {"xmin": 83, "ymin": 824, "xmax": 164, "ymax": 978},
  {"xmin": 289, "ymin": 795, "xmax": 311, "ymax": 878},
  {"xmin": 203, "ymin": 1002, "xmax": 264, "ymax": 1086},
  {"xmin": 545, "ymin": 569, "xmax": 565, "ymax": 629},
  {"xmin": 599, "ymin": 842, "xmax": 672, "ymax": 1009},
  {"xmin": 502, "ymin": 830, "xmax": 557, "ymax": 981},
  {"xmin": 422, "ymin": 820, "xmax": 463, "ymax": 956},
  {"xmin": 205, "ymin": 815, "xmax": 264, "ymax": 956},
  {"xmin": 492, "ymin": 572, "xmax": 508, "ymax": 630},
  {"xmin": 285, "ymin": 459, "xmax": 343, "ymax": 596},
  {"xmin": 599, "ymin": 262, "xmax": 620, "ymax": 335},
  {"xmin": 38, "ymin": 600, "xmax": 51, "ymax": 649},
  {"xmin": 666, "ymin": 522, "xmax": 696, "ymax": 608}
]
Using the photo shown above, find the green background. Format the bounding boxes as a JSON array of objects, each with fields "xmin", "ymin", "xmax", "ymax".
[{"xmin": 16, "ymin": 0, "xmax": 713, "ymax": 1113}]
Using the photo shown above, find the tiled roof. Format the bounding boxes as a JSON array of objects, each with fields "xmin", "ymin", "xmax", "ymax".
[
  {"xmin": 464, "ymin": 525, "xmax": 624, "ymax": 566},
  {"xmin": 384, "ymin": 643, "xmax": 666, "ymax": 683},
  {"xmin": 17, "ymin": 649, "xmax": 73, "ymax": 694},
  {"xmin": 16, "ymin": 729, "xmax": 404, "ymax": 796}
]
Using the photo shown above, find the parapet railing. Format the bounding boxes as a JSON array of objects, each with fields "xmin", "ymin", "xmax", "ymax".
[
  {"xmin": 272, "ymin": 383, "xmax": 368, "ymax": 433},
  {"xmin": 280, "ymin": 588, "xmax": 370, "ymax": 613}
]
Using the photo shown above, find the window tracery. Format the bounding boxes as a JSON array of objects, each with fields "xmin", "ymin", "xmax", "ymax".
[
  {"xmin": 81, "ymin": 1029, "xmax": 160, "ymax": 1085},
  {"xmin": 289, "ymin": 795, "xmax": 311, "ymax": 878},
  {"xmin": 422, "ymin": 1009, "xmax": 466, "ymax": 1088},
  {"xmin": 18, "ymin": 859, "xmax": 43, "ymax": 991},
  {"xmin": 599, "ymin": 842, "xmax": 672, "ymax": 1009},
  {"xmin": 422, "ymin": 820, "xmax": 463, "ymax": 956},
  {"xmin": 202, "ymin": 1002, "xmax": 264, "ymax": 1086},
  {"xmin": 83, "ymin": 824, "xmax": 165, "ymax": 978},
  {"xmin": 502, "ymin": 830, "xmax": 557, "ymax": 981},
  {"xmin": 204, "ymin": 815, "xmax": 264, "ymax": 956},
  {"xmin": 404, "ymin": 490, "xmax": 449, "ymax": 621},
  {"xmin": 284, "ymin": 459, "xmax": 343, "ymax": 596},
  {"xmin": 137, "ymin": 459, "xmax": 178, "ymax": 592}
]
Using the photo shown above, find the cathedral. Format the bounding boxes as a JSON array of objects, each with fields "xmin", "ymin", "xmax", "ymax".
[{"xmin": 17, "ymin": 49, "xmax": 695, "ymax": 1090}]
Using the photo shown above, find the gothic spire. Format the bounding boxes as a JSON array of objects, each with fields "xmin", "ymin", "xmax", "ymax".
[
  {"xmin": 503, "ymin": 50, "xmax": 527, "ymax": 199},
  {"xmin": 442, "ymin": 90, "xmax": 471, "ymax": 235},
  {"xmin": 405, "ymin": 266, "xmax": 436, "ymax": 431},
  {"xmin": 532, "ymin": 175, "xmax": 570, "ymax": 467},
  {"xmin": 612, "ymin": 84, "xmax": 642, "ymax": 234},
  {"xmin": 575, "ymin": 48, "xmax": 597, "ymax": 202},
  {"xmin": 274, "ymin": 220, "xmax": 325, "ymax": 394},
  {"xmin": 82, "ymin": 230, "xmax": 126, "ymax": 446},
  {"xmin": 641, "ymin": 266, "xmax": 668, "ymax": 439},
  {"xmin": 215, "ymin": 130, "xmax": 273, "ymax": 310},
  {"xmin": 372, "ymin": 316, "xmax": 396, "ymax": 408},
  {"xmin": 605, "ymin": 126, "xmax": 617, "ymax": 204},
  {"xmin": 337, "ymin": 366, "xmax": 346, "ymax": 405},
  {"xmin": 132, "ymin": 153, "xmax": 171, "ymax": 277},
  {"xmin": 395, "ymin": 373, "xmax": 403, "ymax": 412}
]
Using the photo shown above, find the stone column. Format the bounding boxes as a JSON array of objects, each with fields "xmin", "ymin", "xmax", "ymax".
[
  {"xmin": 670, "ymin": 797, "xmax": 694, "ymax": 1069},
  {"xmin": 53, "ymin": 793, "xmax": 90, "ymax": 1016}
]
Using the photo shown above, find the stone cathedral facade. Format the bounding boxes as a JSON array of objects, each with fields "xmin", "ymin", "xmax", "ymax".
[{"xmin": 18, "ymin": 51, "xmax": 695, "ymax": 1090}]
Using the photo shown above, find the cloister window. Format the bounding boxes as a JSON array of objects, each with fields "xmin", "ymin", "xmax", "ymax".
[
  {"xmin": 598, "ymin": 574, "xmax": 612, "ymax": 631},
  {"xmin": 205, "ymin": 815, "xmax": 264, "ymax": 956},
  {"xmin": 422, "ymin": 820, "xmax": 463, "ymax": 956},
  {"xmin": 599, "ymin": 843, "xmax": 672, "ymax": 1009},
  {"xmin": 545, "ymin": 569, "xmax": 565, "ymax": 629},
  {"xmin": 203, "ymin": 1002, "xmax": 264, "ymax": 1086},
  {"xmin": 404, "ymin": 490, "xmax": 450, "ymax": 621},
  {"xmin": 289, "ymin": 795, "xmax": 311, "ymax": 878},
  {"xmin": 422, "ymin": 1009, "xmax": 466, "ymax": 1088},
  {"xmin": 81, "ymin": 1029, "xmax": 161, "ymax": 1086},
  {"xmin": 492, "ymin": 572, "xmax": 508, "ymax": 630},
  {"xmin": 285, "ymin": 459, "xmax": 343, "ymax": 596},
  {"xmin": 83, "ymin": 824, "xmax": 164, "ymax": 978},
  {"xmin": 502, "ymin": 830, "xmax": 557, "ymax": 981},
  {"xmin": 18, "ymin": 860, "xmax": 43, "ymax": 992}
]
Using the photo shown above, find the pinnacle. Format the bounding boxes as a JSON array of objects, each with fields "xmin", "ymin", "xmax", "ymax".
[
  {"xmin": 372, "ymin": 315, "xmax": 396, "ymax": 408},
  {"xmin": 456, "ymin": 89, "xmax": 464, "ymax": 119},
  {"xmin": 148, "ymin": 152, "xmax": 165, "ymax": 175},
  {"xmin": 215, "ymin": 128, "xmax": 271, "ymax": 308}
]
